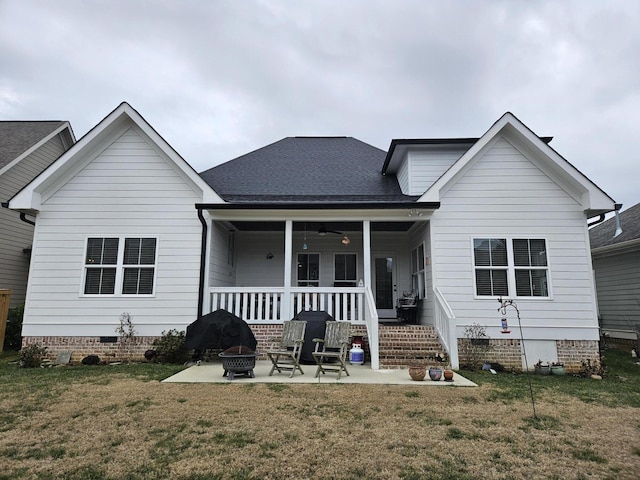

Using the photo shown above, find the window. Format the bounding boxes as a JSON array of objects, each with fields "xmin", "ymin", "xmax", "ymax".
[
  {"xmin": 297, "ymin": 253, "xmax": 319, "ymax": 287},
  {"xmin": 473, "ymin": 238, "xmax": 549, "ymax": 298},
  {"xmin": 85, "ymin": 238, "xmax": 118, "ymax": 294},
  {"xmin": 83, "ymin": 237, "xmax": 157, "ymax": 296},
  {"xmin": 513, "ymin": 239, "xmax": 548, "ymax": 297},
  {"xmin": 473, "ymin": 238, "xmax": 508, "ymax": 297},
  {"xmin": 411, "ymin": 243, "xmax": 427, "ymax": 299},
  {"xmin": 334, "ymin": 253, "xmax": 357, "ymax": 286},
  {"xmin": 122, "ymin": 238, "xmax": 156, "ymax": 295}
]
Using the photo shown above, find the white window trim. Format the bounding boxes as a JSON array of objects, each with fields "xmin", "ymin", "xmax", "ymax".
[
  {"xmin": 333, "ymin": 252, "xmax": 358, "ymax": 285},
  {"xmin": 296, "ymin": 251, "xmax": 320, "ymax": 287},
  {"xmin": 471, "ymin": 236, "xmax": 552, "ymax": 300},
  {"xmin": 411, "ymin": 242, "xmax": 427, "ymax": 300},
  {"xmin": 80, "ymin": 236, "xmax": 158, "ymax": 298}
]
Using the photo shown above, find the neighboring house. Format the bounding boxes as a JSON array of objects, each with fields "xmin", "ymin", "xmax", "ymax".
[
  {"xmin": 590, "ymin": 202, "xmax": 640, "ymax": 346},
  {"xmin": 8, "ymin": 103, "xmax": 617, "ymax": 370},
  {"xmin": 0, "ymin": 122, "xmax": 75, "ymax": 307}
]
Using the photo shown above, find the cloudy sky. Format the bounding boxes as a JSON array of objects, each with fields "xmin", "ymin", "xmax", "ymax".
[{"xmin": 1, "ymin": 0, "xmax": 638, "ymax": 211}]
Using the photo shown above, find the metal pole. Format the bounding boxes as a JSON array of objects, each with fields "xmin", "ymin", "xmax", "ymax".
[{"xmin": 498, "ymin": 297, "xmax": 538, "ymax": 419}]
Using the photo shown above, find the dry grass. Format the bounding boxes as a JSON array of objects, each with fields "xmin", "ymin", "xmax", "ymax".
[{"xmin": 1, "ymin": 358, "xmax": 639, "ymax": 479}]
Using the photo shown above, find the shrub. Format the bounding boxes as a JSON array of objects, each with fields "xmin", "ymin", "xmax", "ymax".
[
  {"xmin": 3, "ymin": 303, "xmax": 24, "ymax": 351},
  {"xmin": 460, "ymin": 323, "xmax": 492, "ymax": 371},
  {"xmin": 152, "ymin": 329, "xmax": 188, "ymax": 364},
  {"xmin": 20, "ymin": 343, "xmax": 48, "ymax": 368}
]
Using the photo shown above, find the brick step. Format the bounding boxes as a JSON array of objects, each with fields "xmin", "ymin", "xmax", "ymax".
[{"xmin": 378, "ymin": 325, "xmax": 448, "ymax": 368}]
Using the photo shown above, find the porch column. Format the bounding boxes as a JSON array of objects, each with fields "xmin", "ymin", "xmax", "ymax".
[
  {"xmin": 363, "ymin": 220, "xmax": 371, "ymax": 287},
  {"xmin": 282, "ymin": 220, "xmax": 293, "ymax": 320}
]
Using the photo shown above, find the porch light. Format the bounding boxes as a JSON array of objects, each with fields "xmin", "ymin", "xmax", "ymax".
[
  {"xmin": 341, "ymin": 235, "xmax": 350, "ymax": 245},
  {"xmin": 408, "ymin": 208, "xmax": 423, "ymax": 218}
]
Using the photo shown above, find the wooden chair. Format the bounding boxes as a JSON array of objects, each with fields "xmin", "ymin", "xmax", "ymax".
[
  {"xmin": 312, "ymin": 321, "xmax": 351, "ymax": 379},
  {"xmin": 266, "ymin": 320, "xmax": 307, "ymax": 377}
]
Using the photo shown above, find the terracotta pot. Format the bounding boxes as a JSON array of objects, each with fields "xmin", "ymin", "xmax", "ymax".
[
  {"xmin": 409, "ymin": 366, "xmax": 426, "ymax": 381},
  {"xmin": 443, "ymin": 369, "xmax": 454, "ymax": 382}
]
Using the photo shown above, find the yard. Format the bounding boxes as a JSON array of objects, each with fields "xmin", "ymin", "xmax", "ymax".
[{"xmin": 1, "ymin": 349, "xmax": 639, "ymax": 480}]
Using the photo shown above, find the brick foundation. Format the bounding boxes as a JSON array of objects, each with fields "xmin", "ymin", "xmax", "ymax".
[
  {"xmin": 22, "ymin": 336, "xmax": 161, "ymax": 364},
  {"xmin": 22, "ymin": 323, "xmax": 373, "ymax": 365},
  {"xmin": 458, "ymin": 338, "xmax": 601, "ymax": 373},
  {"xmin": 23, "ymin": 329, "xmax": 601, "ymax": 372}
]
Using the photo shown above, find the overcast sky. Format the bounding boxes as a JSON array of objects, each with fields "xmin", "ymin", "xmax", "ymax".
[{"xmin": 1, "ymin": 0, "xmax": 638, "ymax": 212}]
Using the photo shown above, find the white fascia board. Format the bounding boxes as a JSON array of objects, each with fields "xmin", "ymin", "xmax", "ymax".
[
  {"xmin": 120, "ymin": 104, "xmax": 224, "ymax": 204},
  {"xmin": 9, "ymin": 103, "xmax": 224, "ymax": 210},
  {"xmin": 0, "ymin": 122, "xmax": 74, "ymax": 177},
  {"xmin": 419, "ymin": 112, "xmax": 616, "ymax": 214}
]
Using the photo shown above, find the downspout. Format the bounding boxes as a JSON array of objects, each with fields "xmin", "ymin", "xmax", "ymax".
[
  {"xmin": 19, "ymin": 213, "xmax": 36, "ymax": 226},
  {"xmin": 196, "ymin": 206, "xmax": 208, "ymax": 319}
]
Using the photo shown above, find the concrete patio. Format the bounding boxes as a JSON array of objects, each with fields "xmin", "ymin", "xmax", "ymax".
[{"xmin": 163, "ymin": 360, "xmax": 477, "ymax": 386}]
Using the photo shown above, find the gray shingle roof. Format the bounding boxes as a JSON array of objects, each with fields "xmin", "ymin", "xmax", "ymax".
[
  {"xmin": 0, "ymin": 121, "xmax": 67, "ymax": 170},
  {"xmin": 199, "ymin": 137, "xmax": 417, "ymax": 204},
  {"xmin": 589, "ymin": 202, "xmax": 640, "ymax": 249}
]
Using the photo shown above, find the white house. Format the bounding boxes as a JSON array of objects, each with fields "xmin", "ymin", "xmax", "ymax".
[
  {"xmin": 8, "ymin": 103, "xmax": 616, "ymax": 370},
  {"xmin": 1, "ymin": 121, "xmax": 75, "ymax": 307}
]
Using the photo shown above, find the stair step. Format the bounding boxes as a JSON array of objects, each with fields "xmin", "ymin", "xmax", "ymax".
[{"xmin": 377, "ymin": 325, "xmax": 448, "ymax": 368}]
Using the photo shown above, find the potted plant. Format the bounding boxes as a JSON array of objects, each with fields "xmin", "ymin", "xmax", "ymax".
[
  {"xmin": 551, "ymin": 362, "xmax": 565, "ymax": 376},
  {"xmin": 534, "ymin": 359, "xmax": 551, "ymax": 375}
]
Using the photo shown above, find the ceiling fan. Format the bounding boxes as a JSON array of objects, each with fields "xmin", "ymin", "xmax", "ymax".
[{"xmin": 317, "ymin": 224, "xmax": 342, "ymax": 236}]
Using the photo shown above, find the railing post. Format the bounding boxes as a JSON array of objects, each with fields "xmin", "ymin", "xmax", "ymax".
[{"xmin": 283, "ymin": 220, "xmax": 293, "ymax": 320}]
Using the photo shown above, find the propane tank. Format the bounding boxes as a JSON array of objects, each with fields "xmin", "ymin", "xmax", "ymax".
[{"xmin": 349, "ymin": 344, "xmax": 364, "ymax": 365}]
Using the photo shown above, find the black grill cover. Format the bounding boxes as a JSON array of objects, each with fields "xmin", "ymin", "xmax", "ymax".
[
  {"xmin": 295, "ymin": 310, "xmax": 334, "ymax": 364},
  {"xmin": 185, "ymin": 309, "xmax": 257, "ymax": 351}
]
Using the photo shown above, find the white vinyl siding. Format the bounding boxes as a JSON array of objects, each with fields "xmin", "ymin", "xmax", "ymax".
[
  {"xmin": 431, "ymin": 135, "xmax": 598, "ymax": 340},
  {"xmin": 406, "ymin": 148, "xmax": 466, "ymax": 195},
  {"xmin": 23, "ymin": 126, "xmax": 203, "ymax": 336}
]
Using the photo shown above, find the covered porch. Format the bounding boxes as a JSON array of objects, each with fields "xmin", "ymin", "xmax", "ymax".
[{"xmin": 197, "ymin": 209, "xmax": 458, "ymax": 369}]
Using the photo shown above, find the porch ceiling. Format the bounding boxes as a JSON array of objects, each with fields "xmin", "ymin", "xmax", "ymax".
[{"xmin": 228, "ymin": 221, "xmax": 416, "ymax": 232}]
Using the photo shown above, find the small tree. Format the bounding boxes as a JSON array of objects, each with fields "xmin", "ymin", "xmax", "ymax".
[
  {"xmin": 115, "ymin": 312, "xmax": 137, "ymax": 362},
  {"xmin": 460, "ymin": 323, "xmax": 492, "ymax": 371}
]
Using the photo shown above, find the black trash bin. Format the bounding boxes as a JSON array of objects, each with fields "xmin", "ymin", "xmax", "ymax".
[{"xmin": 294, "ymin": 310, "xmax": 334, "ymax": 364}]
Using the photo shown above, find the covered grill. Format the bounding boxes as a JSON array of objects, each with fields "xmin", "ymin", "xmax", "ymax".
[{"xmin": 186, "ymin": 309, "xmax": 258, "ymax": 352}]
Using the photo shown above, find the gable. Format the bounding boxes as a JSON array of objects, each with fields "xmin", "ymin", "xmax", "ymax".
[
  {"xmin": 42, "ymin": 127, "xmax": 206, "ymax": 208},
  {"xmin": 419, "ymin": 113, "xmax": 616, "ymax": 217},
  {"xmin": 9, "ymin": 103, "xmax": 222, "ymax": 212},
  {"xmin": 0, "ymin": 121, "xmax": 72, "ymax": 172}
]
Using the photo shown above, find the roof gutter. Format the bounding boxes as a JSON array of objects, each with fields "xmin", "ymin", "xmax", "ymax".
[
  {"xmin": 587, "ymin": 203, "xmax": 623, "ymax": 228},
  {"xmin": 1, "ymin": 202, "xmax": 36, "ymax": 226},
  {"xmin": 196, "ymin": 202, "xmax": 440, "ymax": 210}
]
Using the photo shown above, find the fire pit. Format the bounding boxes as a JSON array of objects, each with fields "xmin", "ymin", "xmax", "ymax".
[{"xmin": 219, "ymin": 346, "xmax": 259, "ymax": 380}]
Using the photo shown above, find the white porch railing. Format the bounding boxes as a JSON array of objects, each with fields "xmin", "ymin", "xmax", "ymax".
[
  {"xmin": 209, "ymin": 286, "xmax": 380, "ymax": 369},
  {"xmin": 363, "ymin": 287, "xmax": 379, "ymax": 369},
  {"xmin": 209, "ymin": 287, "xmax": 368, "ymax": 323},
  {"xmin": 433, "ymin": 286, "xmax": 458, "ymax": 369}
]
